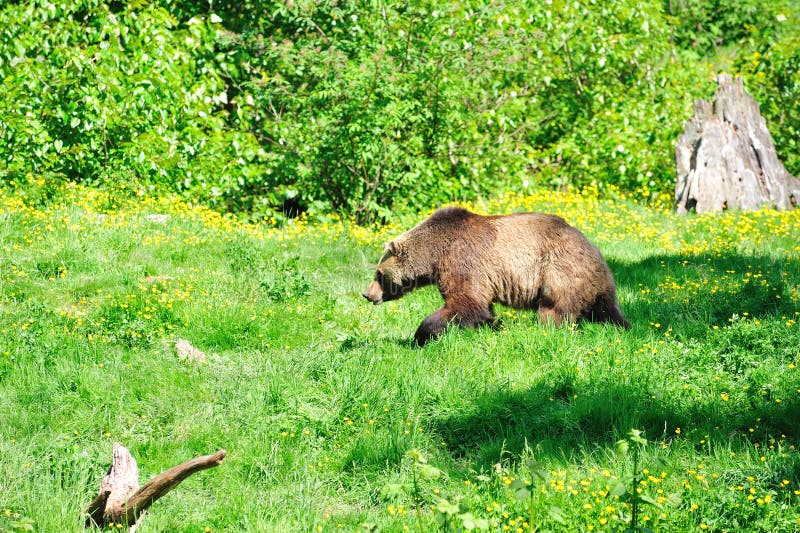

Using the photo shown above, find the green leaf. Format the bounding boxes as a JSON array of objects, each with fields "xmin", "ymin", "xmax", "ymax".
[
  {"xmin": 514, "ymin": 487, "xmax": 531, "ymax": 501},
  {"xmin": 473, "ymin": 517, "xmax": 489, "ymax": 530},
  {"xmin": 628, "ymin": 429, "xmax": 647, "ymax": 445},
  {"xmin": 650, "ymin": 456, "xmax": 667, "ymax": 469},
  {"xmin": 664, "ymin": 492, "xmax": 683, "ymax": 507},
  {"xmin": 405, "ymin": 449, "xmax": 425, "ymax": 464},
  {"xmin": 380, "ymin": 482, "xmax": 407, "ymax": 499},
  {"xmin": 639, "ymin": 494, "xmax": 663, "ymax": 509},
  {"xmin": 610, "ymin": 481, "xmax": 628, "ymax": 497},
  {"xmin": 416, "ymin": 463, "xmax": 441, "ymax": 480},
  {"xmin": 524, "ymin": 458, "xmax": 544, "ymax": 472},
  {"xmin": 458, "ymin": 512, "xmax": 489, "ymax": 531},
  {"xmin": 509, "ymin": 479, "xmax": 529, "ymax": 491},
  {"xmin": 548, "ymin": 505, "xmax": 566, "ymax": 524},
  {"xmin": 616, "ymin": 439, "xmax": 630, "ymax": 455},
  {"xmin": 434, "ymin": 498, "xmax": 460, "ymax": 515}
]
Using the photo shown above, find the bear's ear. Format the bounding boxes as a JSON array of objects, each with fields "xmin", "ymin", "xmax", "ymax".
[
  {"xmin": 382, "ymin": 240, "xmax": 408, "ymax": 260},
  {"xmin": 383, "ymin": 239, "xmax": 409, "ymax": 259}
]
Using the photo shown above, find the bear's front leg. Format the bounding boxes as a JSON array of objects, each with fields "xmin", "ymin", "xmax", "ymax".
[
  {"xmin": 414, "ymin": 300, "xmax": 494, "ymax": 347},
  {"xmin": 414, "ymin": 306, "xmax": 453, "ymax": 347}
]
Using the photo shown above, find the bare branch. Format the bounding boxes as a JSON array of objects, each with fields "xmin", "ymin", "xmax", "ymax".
[{"xmin": 85, "ymin": 444, "xmax": 226, "ymax": 530}]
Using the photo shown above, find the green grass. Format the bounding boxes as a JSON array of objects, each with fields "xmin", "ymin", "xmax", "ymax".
[{"xmin": 0, "ymin": 187, "xmax": 799, "ymax": 532}]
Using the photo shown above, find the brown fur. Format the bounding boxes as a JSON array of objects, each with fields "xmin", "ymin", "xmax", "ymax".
[{"xmin": 362, "ymin": 206, "xmax": 630, "ymax": 346}]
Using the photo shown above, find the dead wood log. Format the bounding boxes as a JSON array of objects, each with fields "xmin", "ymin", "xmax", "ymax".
[
  {"xmin": 675, "ymin": 74, "xmax": 800, "ymax": 214},
  {"xmin": 85, "ymin": 443, "xmax": 226, "ymax": 530}
]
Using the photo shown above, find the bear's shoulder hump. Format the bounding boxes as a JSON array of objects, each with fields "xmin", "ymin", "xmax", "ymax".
[{"xmin": 426, "ymin": 206, "xmax": 475, "ymax": 225}]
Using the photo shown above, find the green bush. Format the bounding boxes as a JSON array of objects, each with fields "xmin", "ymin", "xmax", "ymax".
[
  {"xmin": 734, "ymin": 13, "xmax": 800, "ymax": 176},
  {"xmin": 0, "ymin": 1, "xmax": 252, "ymax": 197},
  {"xmin": 1, "ymin": 1, "xmax": 797, "ymax": 221},
  {"xmin": 225, "ymin": 0, "xmax": 710, "ymax": 217},
  {"xmin": 664, "ymin": 0, "xmax": 788, "ymax": 53}
]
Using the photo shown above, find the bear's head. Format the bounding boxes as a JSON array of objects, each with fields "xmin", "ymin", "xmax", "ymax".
[{"xmin": 362, "ymin": 240, "xmax": 419, "ymax": 305}]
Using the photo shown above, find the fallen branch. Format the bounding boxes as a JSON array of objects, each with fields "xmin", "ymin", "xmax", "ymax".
[{"xmin": 85, "ymin": 443, "xmax": 226, "ymax": 530}]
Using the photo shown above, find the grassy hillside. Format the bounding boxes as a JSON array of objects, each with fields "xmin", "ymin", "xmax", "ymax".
[{"xmin": 1, "ymin": 183, "xmax": 799, "ymax": 531}]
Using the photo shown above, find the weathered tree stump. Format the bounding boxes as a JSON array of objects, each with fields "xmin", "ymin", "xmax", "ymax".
[
  {"xmin": 675, "ymin": 74, "xmax": 800, "ymax": 214},
  {"xmin": 85, "ymin": 443, "xmax": 226, "ymax": 530}
]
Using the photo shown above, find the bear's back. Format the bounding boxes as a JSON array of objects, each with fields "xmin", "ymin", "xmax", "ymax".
[
  {"xmin": 487, "ymin": 212, "xmax": 586, "ymax": 256},
  {"xmin": 482, "ymin": 212, "xmax": 612, "ymax": 308}
]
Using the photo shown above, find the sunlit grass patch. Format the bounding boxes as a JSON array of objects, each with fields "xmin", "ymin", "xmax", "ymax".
[{"xmin": 1, "ymin": 182, "xmax": 799, "ymax": 531}]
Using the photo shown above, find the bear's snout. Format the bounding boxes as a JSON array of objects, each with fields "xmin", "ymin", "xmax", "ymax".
[
  {"xmin": 362, "ymin": 280, "xmax": 384, "ymax": 305},
  {"xmin": 362, "ymin": 280, "xmax": 384, "ymax": 304}
]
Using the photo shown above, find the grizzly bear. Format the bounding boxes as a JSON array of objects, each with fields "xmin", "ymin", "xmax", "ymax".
[{"xmin": 362, "ymin": 206, "xmax": 630, "ymax": 346}]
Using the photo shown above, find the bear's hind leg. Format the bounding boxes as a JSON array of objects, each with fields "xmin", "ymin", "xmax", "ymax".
[
  {"xmin": 587, "ymin": 294, "xmax": 631, "ymax": 329},
  {"xmin": 537, "ymin": 293, "xmax": 576, "ymax": 327},
  {"xmin": 538, "ymin": 307, "xmax": 560, "ymax": 326}
]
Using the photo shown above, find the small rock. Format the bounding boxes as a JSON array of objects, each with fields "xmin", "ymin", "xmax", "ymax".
[
  {"xmin": 145, "ymin": 214, "xmax": 170, "ymax": 224},
  {"xmin": 141, "ymin": 275, "xmax": 175, "ymax": 284},
  {"xmin": 175, "ymin": 339, "xmax": 207, "ymax": 363}
]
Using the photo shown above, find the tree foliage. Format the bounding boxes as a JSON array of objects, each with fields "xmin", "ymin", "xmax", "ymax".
[
  {"xmin": 0, "ymin": 0, "xmax": 797, "ymax": 221},
  {"xmin": 733, "ymin": 12, "xmax": 800, "ymax": 175},
  {"xmin": 664, "ymin": 0, "xmax": 788, "ymax": 53}
]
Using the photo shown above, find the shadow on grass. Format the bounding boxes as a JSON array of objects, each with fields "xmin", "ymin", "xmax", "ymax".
[
  {"xmin": 338, "ymin": 336, "xmax": 417, "ymax": 353},
  {"xmin": 430, "ymin": 379, "xmax": 800, "ymax": 469},
  {"xmin": 390, "ymin": 337, "xmax": 420, "ymax": 350},
  {"xmin": 429, "ymin": 251, "xmax": 799, "ymax": 468},
  {"xmin": 608, "ymin": 252, "xmax": 799, "ymax": 334},
  {"xmin": 347, "ymin": 250, "xmax": 799, "ymax": 470}
]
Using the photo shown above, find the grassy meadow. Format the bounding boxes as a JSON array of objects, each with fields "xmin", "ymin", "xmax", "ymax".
[{"xmin": 1, "ymin": 181, "xmax": 799, "ymax": 532}]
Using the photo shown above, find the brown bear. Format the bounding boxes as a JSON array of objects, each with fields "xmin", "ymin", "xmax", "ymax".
[{"xmin": 362, "ymin": 206, "xmax": 630, "ymax": 346}]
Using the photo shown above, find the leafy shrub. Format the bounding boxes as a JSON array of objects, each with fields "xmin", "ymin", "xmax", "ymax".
[
  {"xmin": 225, "ymin": 0, "xmax": 712, "ymax": 217},
  {"xmin": 664, "ymin": 0, "xmax": 787, "ymax": 54},
  {"xmin": 734, "ymin": 13, "xmax": 800, "ymax": 176},
  {"xmin": 0, "ymin": 1, "xmax": 255, "ymax": 199},
  {"xmin": 0, "ymin": 1, "xmax": 797, "ymax": 221},
  {"xmin": 225, "ymin": 237, "xmax": 261, "ymax": 273}
]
